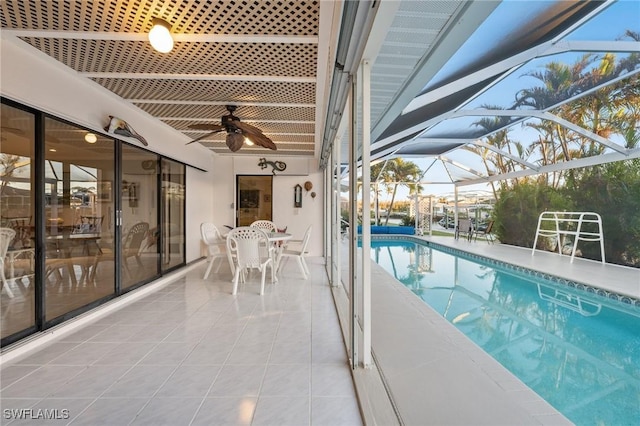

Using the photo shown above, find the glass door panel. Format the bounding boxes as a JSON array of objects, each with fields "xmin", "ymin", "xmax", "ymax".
[
  {"xmin": 43, "ymin": 117, "xmax": 115, "ymax": 321},
  {"xmin": 236, "ymin": 175, "xmax": 273, "ymax": 226},
  {"xmin": 161, "ymin": 159, "xmax": 185, "ymax": 272},
  {"xmin": 0, "ymin": 103, "xmax": 36, "ymax": 339},
  {"xmin": 121, "ymin": 146, "xmax": 159, "ymax": 290}
]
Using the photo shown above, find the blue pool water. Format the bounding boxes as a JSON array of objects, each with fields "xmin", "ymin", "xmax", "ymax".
[{"xmin": 369, "ymin": 239, "xmax": 640, "ymax": 426}]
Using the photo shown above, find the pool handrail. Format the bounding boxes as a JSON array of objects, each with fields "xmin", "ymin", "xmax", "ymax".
[{"xmin": 532, "ymin": 211, "xmax": 605, "ymax": 263}]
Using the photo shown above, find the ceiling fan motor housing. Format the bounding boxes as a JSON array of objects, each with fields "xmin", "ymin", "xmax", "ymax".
[{"xmin": 222, "ymin": 114, "xmax": 239, "ymax": 127}]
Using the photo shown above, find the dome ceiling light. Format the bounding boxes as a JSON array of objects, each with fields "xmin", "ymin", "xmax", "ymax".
[{"xmin": 148, "ymin": 18, "xmax": 173, "ymax": 53}]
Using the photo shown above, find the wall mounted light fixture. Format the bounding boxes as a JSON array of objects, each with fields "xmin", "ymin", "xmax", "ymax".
[{"xmin": 149, "ymin": 18, "xmax": 174, "ymax": 53}]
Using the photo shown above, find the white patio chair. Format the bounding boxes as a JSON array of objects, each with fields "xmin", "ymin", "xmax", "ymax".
[
  {"xmin": 226, "ymin": 226, "xmax": 274, "ymax": 295},
  {"xmin": 200, "ymin": 222, "xmax": 231, "ymax": 279},
  {"xmin": 250, "ymin": 220, "xmax": 277, "ymax": 233},
  {"xmin": 279, "ymin": 225, "xmax": 311, "ymax": 279}
]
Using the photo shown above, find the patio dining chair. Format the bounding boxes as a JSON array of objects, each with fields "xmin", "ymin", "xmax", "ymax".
[
  {"xmin": 200, "ymin": 222, "xmax": 232, "ymax": 279},
  {"xmin": 250, "ymin": 220, "xmax": 277, "ymax": 233},
  {"xmin": 279, "ymin": 225, "xmax": 311, "ymax": 279},
  {"xmin": 226, "ymin": 226, "xmax": 274, "ymax": 295}
]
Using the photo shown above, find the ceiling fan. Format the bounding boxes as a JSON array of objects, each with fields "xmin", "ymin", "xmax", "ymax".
[{"xmin": 186, "ymin": 105, "xmax": 277, "ymax": 152}]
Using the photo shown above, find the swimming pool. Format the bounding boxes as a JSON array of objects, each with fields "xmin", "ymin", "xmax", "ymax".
[{"xmin": 369, "ymin": 238, "xmax": 640, "ymax": 426}]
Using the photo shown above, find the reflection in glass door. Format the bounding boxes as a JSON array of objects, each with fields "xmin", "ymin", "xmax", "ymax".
[
  {"xmin": 0, "ymin": 103, "xmax": 36, "ymax": 339},
  {"xmin": 43, "ymin": 117, "xmax": 115, "ymax": 321},
  {"xmin": 120, "ymin": 146, "xmax": 159, "ymax": 290},
  {"xmin": 161, "ymin": 159, "xmax": 185, "ymax": 272}
]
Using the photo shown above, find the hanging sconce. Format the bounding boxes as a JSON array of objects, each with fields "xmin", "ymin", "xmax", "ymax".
[
  {"xmin": 149, "ymin": 18, "xmax": 174, "ymax": 53},
  {"xmin": 294, "ymin": 184, "xmax": 302, "ymax": 208}
]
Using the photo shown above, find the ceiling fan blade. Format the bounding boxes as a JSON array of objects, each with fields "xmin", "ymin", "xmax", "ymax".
[
  {"xmin": 226, "ymin": 132, "xmax": 245, "ymax": 152},
  {"xmin": 186, "ymin": 131, "xmax": 220, "ymax": 145},
  {"xmin": 188, "ymin": 123, "xmax": 225, "ymax": 132},
  {"xmin": 234, "ymin": 122, "xmax": 277, "ymax": 150},
  {"xmin": 233, "ymin": 121, "xmax": 263, "ymax": 135},
  {"xmin": 245, "ymin": 133, "xmax": 277, "ymax": 151}
]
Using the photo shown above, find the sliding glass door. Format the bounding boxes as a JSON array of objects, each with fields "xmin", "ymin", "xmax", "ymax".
[
  {"xmin": 43, "ymin": 117, "xmax": 115, "ymax": 321},
  {"xmin": 0, "ymin": 103, "xmax": 35, "ymax": 338},
  {"xmin": 1, "ymin": 98, "xmax": 186, "ymax": 347},
  {"xmin": 121, "ymin": 145, "xmax": 160, "ymax": 290}
]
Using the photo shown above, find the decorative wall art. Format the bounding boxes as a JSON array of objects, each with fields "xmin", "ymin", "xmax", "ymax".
[{"xmin": 258, "ymin": 158, "xmax": 287, "ymax": 175}]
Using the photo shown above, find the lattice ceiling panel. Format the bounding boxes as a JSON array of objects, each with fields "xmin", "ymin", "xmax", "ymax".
[
  {"xmin": 1, "ymin": 0, "xmax": 324, "ymax": 157},
  {"xmin": 142, "ymin": 105, "xmax": 315, "ymax": 122},
  {"xmin": 19, "ymin": 38, "xmax": 317, "ymax": 77},
  {"xmin": 180, "ymin": 121, "xmax": 315, "ymax": 135},
  {"xmin": 187, "ymin": 132, "xmax": 315, "ymax": 143},
  {"xmin": 202, "ymin": 143, "xmax": 315, "ymax": 156},
  {"xmin": 1, "ymin": 1, "xmax": 319, "ymax": 35},
  {"xmin": 92, "ymin": 79, "xmax": 316, "ymax": 104}
]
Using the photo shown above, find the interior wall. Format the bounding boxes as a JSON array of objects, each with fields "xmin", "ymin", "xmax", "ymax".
[
  {"xmin": 186, "ymin": 167, "xmax": 215, "ymax": 262},
  {"xmin": 211, "ymin": 157, "xmax": 236, "ymax": 229},
  {"xmin": 272, "ymin": 173, "xmax": 323, "ymax": 257}
]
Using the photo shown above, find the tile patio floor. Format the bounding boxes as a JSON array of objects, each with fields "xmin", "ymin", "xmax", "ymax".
[{"xmin": 0, "ymin": 259, "xmax": 362, "ymax": 426}]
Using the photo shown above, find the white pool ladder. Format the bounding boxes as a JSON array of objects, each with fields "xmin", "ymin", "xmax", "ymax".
[{"xmin": 532, "ymin": 211, "xmax": 605, "ymax": 264}]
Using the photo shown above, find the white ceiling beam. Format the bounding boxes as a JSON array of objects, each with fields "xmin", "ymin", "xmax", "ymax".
[
  {"xmin": 164, "ymin": 118, "xmax": 315, "ymax": 124},
  {"xmin": 2, "ymin": 29, "xmax": 317, "ymax": 44}
]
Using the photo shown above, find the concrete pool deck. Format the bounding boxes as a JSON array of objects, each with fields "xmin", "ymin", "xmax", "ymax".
[
  {"xmin": 424, "ymin": 235, "xmax": 640, "ymax": 301},
  {"xmin": 340, "ymin": 236, "xmax": 639, "ymax": 425}
]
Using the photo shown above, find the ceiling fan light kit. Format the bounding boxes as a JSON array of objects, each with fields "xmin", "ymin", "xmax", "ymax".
[{"xmin": 187, "ymin": 105, "xmax": 277, "ymax": 152}]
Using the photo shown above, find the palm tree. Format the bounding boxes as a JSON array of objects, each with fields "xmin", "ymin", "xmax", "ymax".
[{"xmin": 371, "ymin": 158, "xmax": 423, "ymax": 225}]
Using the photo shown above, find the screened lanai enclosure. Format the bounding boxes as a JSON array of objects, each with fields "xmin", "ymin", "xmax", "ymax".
[
  {"xmin": 323, "ymin": 0, "xmax": 639, "ymax": 372},
  {"xmin": 329, "ymin": 0, "xmax": 639, "ymax": 269}
]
